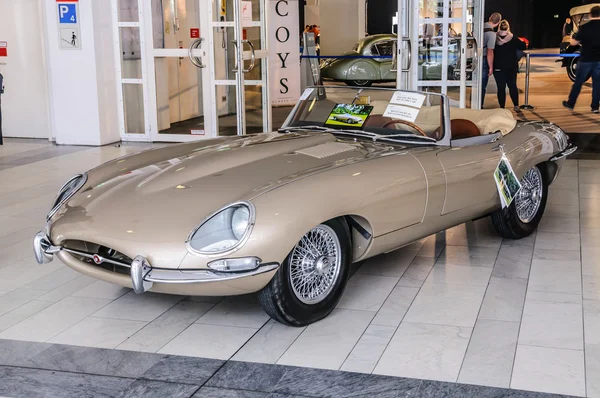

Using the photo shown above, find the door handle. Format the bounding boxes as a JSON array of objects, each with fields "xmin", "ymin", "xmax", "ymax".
[
  {"xmin": 403, "ymin": 37, "xmax": 412, "ymax": 72},
  {"xmin": 232, "ymin": 39, "xmax": 256, "ymax": 73},
  {"xmin": 188, "ymin": 38, "xmax": 205, "ymax": 68},
  {"xmin": 491, "ymin": 143, "xmax": 505, "ymax": 152}
]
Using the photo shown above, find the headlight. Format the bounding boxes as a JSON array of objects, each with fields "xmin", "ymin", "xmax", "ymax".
[
  {"xmin": 47, "ymin": 174, "xmax": 87, "ymax": 221},
  {"xmin": 186, "ymin": 202, "xmax": 255, "ymax": 255}
]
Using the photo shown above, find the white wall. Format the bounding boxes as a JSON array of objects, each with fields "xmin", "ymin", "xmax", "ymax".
[
  {"xmin": 315, "ymin": 0, "xmax": 366, "ymax": 55},
  {"xmin": 0, "ymin": 0, "xmax": 51, "ymax": 139}
]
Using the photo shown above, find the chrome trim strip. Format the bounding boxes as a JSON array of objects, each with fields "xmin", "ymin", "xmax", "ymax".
[
  {"xmin": 46, "ymin": 173, "xmax": 88, "ymax": 221},
  {"xmin": 185, "ymin": 201, "xmax": 256, "ymax": 257},
  {"xmin": 144, "ymin": 262, "xmax": 279, "ymax": 284},
  {"xmin": 550, "ymin": 144, "xmax": 577, "ymax": 162},
  {"xmin": 62, "ymin": 248, "xmax": 132, "ymax": 268}
]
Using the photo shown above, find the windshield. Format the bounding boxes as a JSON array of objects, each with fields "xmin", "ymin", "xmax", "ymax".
[{"xmin": 281, "ymin": 86, "xmax": 446, "ymax": 142}]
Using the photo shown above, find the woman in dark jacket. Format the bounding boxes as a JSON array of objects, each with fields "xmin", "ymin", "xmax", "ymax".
[{"xmin": 493, "ymin": 20, "xmax": 527, "ymax": 110}]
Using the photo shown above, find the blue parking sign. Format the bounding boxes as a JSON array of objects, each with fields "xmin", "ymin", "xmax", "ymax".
[{"xmin": 58, "ymin": 3, "xmax": 77, "ymax": 24}]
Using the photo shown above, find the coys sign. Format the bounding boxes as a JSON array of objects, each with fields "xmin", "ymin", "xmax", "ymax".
[{"xmin": 269, "ymin": 0, "xmax": 300, "ymax": 106}]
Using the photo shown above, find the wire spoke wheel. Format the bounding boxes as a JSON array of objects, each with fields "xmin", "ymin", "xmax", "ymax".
[
  {"xmin": 515, "ymin": 167, "xmax": 543, "ymax": 224},
  {"xmin": 289, "ymin": 225, "xmax": 342, "ymax": 305}
]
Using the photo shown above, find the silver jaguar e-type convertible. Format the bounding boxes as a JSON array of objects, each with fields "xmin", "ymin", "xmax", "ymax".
[{"xmin": 33, "ymin": 87, "xmax": 576, "ymax": 326}]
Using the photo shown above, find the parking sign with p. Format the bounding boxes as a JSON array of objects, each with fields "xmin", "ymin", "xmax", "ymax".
[{"xmin": 58, "ymin": 3, "xmax": 77, "ymax": 24}]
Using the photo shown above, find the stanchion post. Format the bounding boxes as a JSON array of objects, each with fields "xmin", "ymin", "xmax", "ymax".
[
  {"xmin": 520, "ymin": 52, "xmax": 535, "ymax": 110},
  {"xmin": 0, "ymin": 72, "xmax": 3, "ymax": 145}
]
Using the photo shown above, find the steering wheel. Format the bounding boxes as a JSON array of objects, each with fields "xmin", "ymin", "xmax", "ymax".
[{"xmin": 381, "ymin": 119, "xmax": 428, "ymax": 137}]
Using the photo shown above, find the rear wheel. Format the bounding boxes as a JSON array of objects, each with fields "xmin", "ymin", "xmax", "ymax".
[
  {"xmin": 491, "ymin": 165, "xmax": 548, "ymax": 239},
  {"xmin": 567, "ymin": 55, "xmax": 589, "ymax": 83},
  {"xmin": 258, "ymin": 219, "xmax": 351, "ymax": 326},
  {"xmin": 345, "ymin": 80, "xmax": 373, "ymax": 87}
]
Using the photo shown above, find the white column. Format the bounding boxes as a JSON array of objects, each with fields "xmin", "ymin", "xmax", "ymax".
[{"xmin": 42, "ymin": 0, "xmax": 120, "ymax": 146}]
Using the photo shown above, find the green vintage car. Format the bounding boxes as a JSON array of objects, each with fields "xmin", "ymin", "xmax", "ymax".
[
  {"xmin": 321, "ymin": 33, "xmax": 473, "ymax": 86},
  {"xmin": 320, "ymin": 34, "xmax": 397, "ymax": 87}
]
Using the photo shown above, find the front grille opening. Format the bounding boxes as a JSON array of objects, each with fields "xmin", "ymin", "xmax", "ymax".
[{"xmin": 63, "ymin": 240, "xmax": 132, "ymax": 275}]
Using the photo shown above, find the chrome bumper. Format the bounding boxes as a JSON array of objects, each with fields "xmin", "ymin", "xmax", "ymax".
[
  {"xmin": 33, "ymin": 231, "xmax": 279, "ymax": 294},
  {"xmin": 550, "ymin": 143, "xmax": 577, "ymax": 162}
]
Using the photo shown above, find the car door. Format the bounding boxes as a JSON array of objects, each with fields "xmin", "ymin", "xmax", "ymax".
[
  {"xmin": 436, "ymin": 141, "xmax": 504, "ymax": 215},
  {"xmin": 372, "ymin": 40, "xmax": 395, "ymax": 81}
]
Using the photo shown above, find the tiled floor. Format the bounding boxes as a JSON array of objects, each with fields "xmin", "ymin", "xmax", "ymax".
[{"xmin": 0, "ymin": 138, "xmax": 599, "ymax": 397}]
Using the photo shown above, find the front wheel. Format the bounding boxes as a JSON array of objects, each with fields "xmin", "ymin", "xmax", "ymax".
[
  {"xmin": 567, "ymin": 55, "xmax": 590, "ymax": 83},
  {"xmin": 258, "ymin": 219, "xmax": 351, "ymax": 326},
  {"xmin": 491, "ymin": 165, "xmax": 548, "ymax": 239}
]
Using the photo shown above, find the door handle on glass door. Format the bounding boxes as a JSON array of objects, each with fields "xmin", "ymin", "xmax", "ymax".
[{"xmin": 188, "ymin": 39, "xmax": 205, "ymax": 68}]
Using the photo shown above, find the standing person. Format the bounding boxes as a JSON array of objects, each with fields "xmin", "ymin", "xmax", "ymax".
[
  {"xmin": 563, "ymin": 6, "xmax": 600, "ymax": 113},
  {"xmin": 423, "ymin": 19, "xmax": 434, "ymax": 62},
  {"xmin": 482, "ymin": 12, "xmax": 503, "ymax": 108},
  {"xmin": 562, "ymin": 17, "xmax": 574, "ymax": 38},
  {"xmin": 493, "ymin": 20, "xmax": 526, "ymax": 111}
]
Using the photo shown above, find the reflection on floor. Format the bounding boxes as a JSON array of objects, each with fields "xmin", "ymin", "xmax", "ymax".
[{"xmin": 0, "ymin": 139, "xmax": 599, "ymax": 397}]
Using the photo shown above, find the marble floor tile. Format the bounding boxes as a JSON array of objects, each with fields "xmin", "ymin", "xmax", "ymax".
[
  {"xmin": 0, "ymin": 339, "xmax": 52, "ymax": 367},
  {"xmin": 586, "ymin": 343, "xmax": 600, "ymax": 398},
  {"xmin": 511, "ymin": 345, "xmax": 586, "ymax": 397},
  {"xmin": 518, "ymin": 300, "xmax": 583, "ymax": 350},
  {"xmin": 580, "ymin": 170, "xmax": 600, "ymax": 184},
  {"xmin": 546, "ymin": 189, "xmax": 580, "ymax": 206},
  {"xmin": 118, "ymin": 301, "xmax": 214, "ymax": 353},
  {"xmin": 21, "ymin": 266, "xmax": 81, "ymax": 292},
  {"xmin": 579, "ymin": 183, "xmax": 600, "ymax": 199},
  {"xmin": 374, "ymin": 322, "xmax": 472, "ymax": 382},
  {"xmin": 550, "ymin": 175, "xmax": 578, "ymax": 190},
  {"xmin": 582, "ymin": 247, "xmax": 600, "ymax": 276},
  {"xmin": 0, "ymin": 258, "xmax": 64, "ymax": 291},
  {"xmin": 0, "ymin": 296, "xmax": 112, "ymax": 342},
  {"xmin": 93, "ymin": 291, "xmax": 183, "ymax": 322},
  {"xmin": 277, "ymin": 308, "xmax": 374, "ymax": 370},
  {"xmin": 445, "ymin": 221, "xmax": 503, "ymax": 249},
  {"xmin": 534, "ymin": 232, "xmax": 581, "ymax": 251},
  {"xmin": 533, "ymin": 247, "xmax": 581, "ymax": 262},
  {"xmin": 581, "ymin": 227, "xmax": 600, "ymax": 248},
  {"xmin": 458, "ymin": 319, "xmax": 519, "ymax": 388},
  {"xmin": 425, "ymin": 263, "xmax": 492, "ymax": 286},
  {"xmin": 340, "ymin": 324, "xmax": 396, "ymax": 373},
  {"xmin": 337, "ymin": 274, "xmax": 399, "ymax": 312},
  {"xmin": 435, "ymin": 245, "xmax": 499, "ymax": 268},
  {"xmin": 491, "ymin": 245, "xmax": 533, "ymax": 280},
  {"xmin": 371, "ymin": 285, "xmax": 420, "ymax": 327},
  {"xmin": 544, "ymin": 203, "xmax": 579, "ymax": 218},
  {"xmin": 232, "ymin": 319, "xmax": 306, "ymax": 364},
  {"xmin": 26, "ymin": 344, "xmax": 164, "ymax": 378},
  {"xmin": 478, "ymin": 277, "xmax": 527, "ymax": 322},
  {"xmin": 396, "ymin": 256, "xmax": 436, "ymax": 288},
  {"xmin": 35, "ymin": 274, "xmax": 97, "ymax": 302},
  {"xmin": 196, "ymin": 295, "xmax": 270, "ymax": 328},
  {"xmin": 537, "ymin": 215, "xmax": 580, "ymax": 233},
  {"xmin": 140, "ymin": 355, "xmax": 224, "ymax": 385},
  {"xmin": 116, "ymin": 379, "xmax": 200, "ymax": 398},
  {"xmin": 416, "ymin": 233, "xmax": 449, "ymax": 258},
  {"xmin": 71, "ymin": 280, "xmax": 131, "ymax": 299},
  {"xmin": 49, "ymin": 316, "xmax": 148, "ymax": 349},
  {"xmin": 0, "ymin": 288, "xmax": 47, "ymax": 317},
  {"xmin": 581, "ymin": 215, "xmax": 600, "ymax": 230},
  {"xmin": 0, "ymin": 365, "xmax": 133, "ymax": 398},
  {"xmin": 0, "ymin": 300, "xmax": 54, "ymax": 332},
  {"xmin": 584, "ymin": 299, "xmax": 600, "ymax": 345},
  {"xmin": 403, "ymin": 282, "xmax": 487, "ymax": 328},
  {"xmin": 356, "ymin": 248, "xmax": 417, "ymax": 277},
  {"xmin": 525, "ymin": 291, "xmax": 582, "ymax": 305},
  {"xmin": 584, "ymin": 275, "xmax": 600, "ymax": 300},
  {"xmin": 528, "ymin": 259, "xmax": 583, "ymax": 295},
  {"xmin": 159, "ymin": 323, "xmax": 258, "ymax": 360}
]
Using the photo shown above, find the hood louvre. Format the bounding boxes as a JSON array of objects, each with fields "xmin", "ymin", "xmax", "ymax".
[{"xmin": 295, "ymin": 142, "xmax": 357, "ymax": 159}]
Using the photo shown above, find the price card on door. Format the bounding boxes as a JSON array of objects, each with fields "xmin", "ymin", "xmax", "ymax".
[{"xmin": 241, "ymin": 1, "xmax": 253, "ymax": 27}]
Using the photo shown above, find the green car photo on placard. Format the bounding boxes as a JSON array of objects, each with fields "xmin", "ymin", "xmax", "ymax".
[
  {"xmin": 325, "ymin": 104, "xmax": 374, "ymax": 128},
  {"xmin": 494, "ymin": 154, "xmax": 522, "ymax": 208}
]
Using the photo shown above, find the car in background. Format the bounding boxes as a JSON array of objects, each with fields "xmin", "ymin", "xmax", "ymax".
[{"xmin": 560, "ymin": 4, "xmax": 599, "ymax": 82}]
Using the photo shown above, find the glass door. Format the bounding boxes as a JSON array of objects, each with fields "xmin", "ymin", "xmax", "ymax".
[
  {"xmin": 405, "ymin": 0, "xmax": 478, "ymax": 108},
  {"xmin": 207, "ymin": 0, "xmax": 271, "ymax": 136}
]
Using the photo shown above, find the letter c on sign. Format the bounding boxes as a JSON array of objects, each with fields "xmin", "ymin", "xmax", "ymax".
[
  {"xmin": 276, "ymin": 27, "xmax": 290, "ymax": 43},
  {"xmin": 275, "ymin": 0, "xmax": 288, "ymax": 16}
]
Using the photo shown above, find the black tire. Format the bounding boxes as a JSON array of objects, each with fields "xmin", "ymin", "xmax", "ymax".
[
  {"xmin": 491, "ymin": 164, "xmax": 549, "ymax": 239},
  {"xmin": 345, "ymin": 80, "xmax": 373, "ymax": 87},
  {"xmin": 567, "ymin": 55, "xmax": 590, "ymax": 83},
  {"xmin": 258, "ymin": 218, "xmax": 351, "ymax": 326}
]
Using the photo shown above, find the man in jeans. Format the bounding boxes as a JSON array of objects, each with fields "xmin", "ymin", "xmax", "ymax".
[
  {"xmin": 563, "ymin": 6, "xmax": 600, "ymax": 113},
  {"xmin": 482, "ymin": 13, "xmax": 502, "ymax": 108}
]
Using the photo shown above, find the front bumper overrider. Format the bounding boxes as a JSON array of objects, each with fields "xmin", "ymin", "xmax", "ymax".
[{"xmin": 33, "ymin": 231, "xmax": 279, "ymax": 295}]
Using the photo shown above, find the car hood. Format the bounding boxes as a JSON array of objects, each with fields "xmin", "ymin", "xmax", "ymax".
[{"xmin": 49, "ymin": 132, "xmax": 400, "ymax": 264}]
